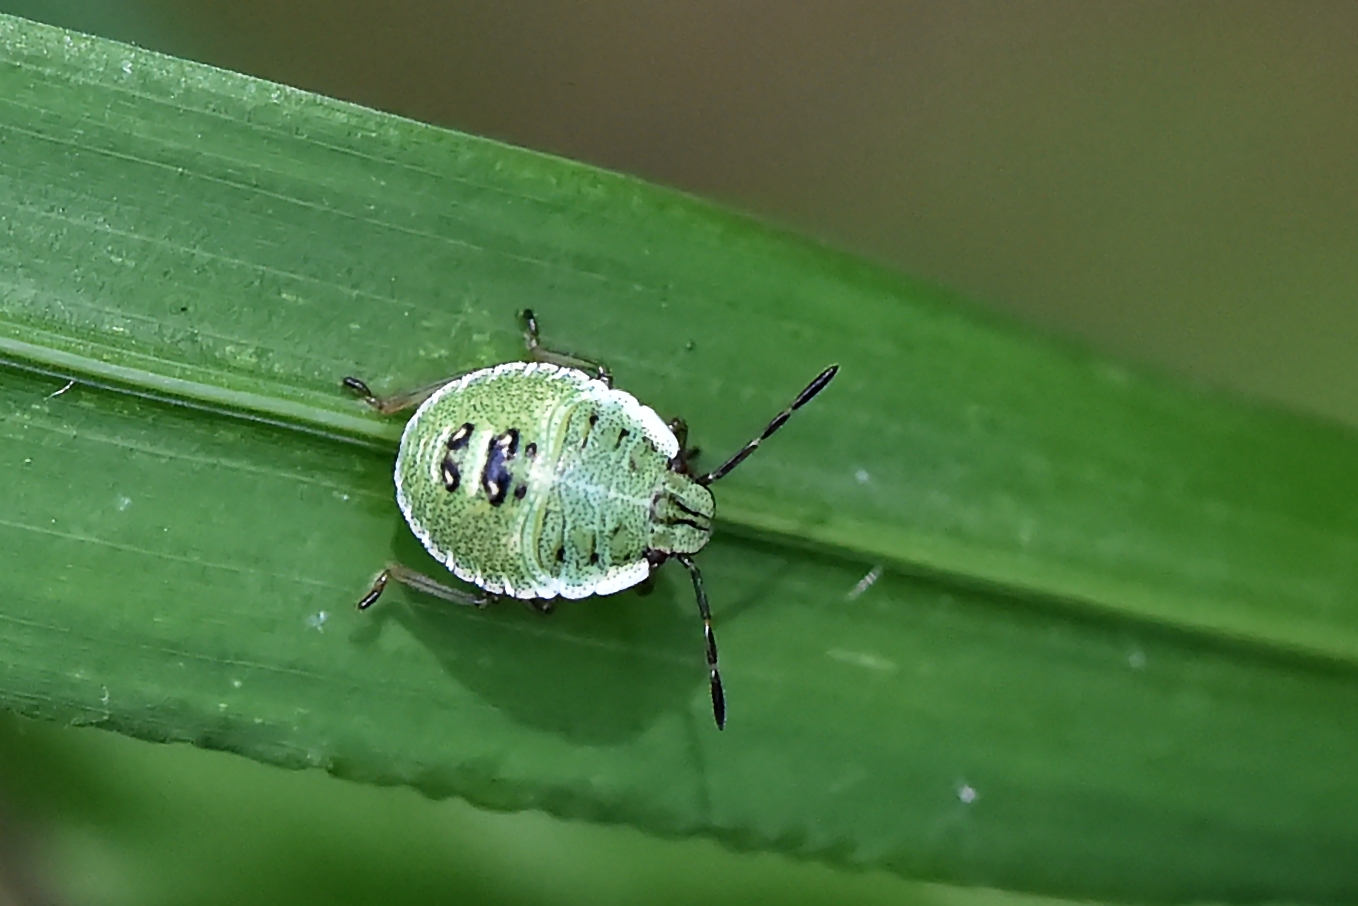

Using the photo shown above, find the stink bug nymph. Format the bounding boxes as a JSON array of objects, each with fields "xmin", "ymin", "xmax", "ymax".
[{"xmin": 344, "ymin": 311, "xmax": 837, "ymax": 729}]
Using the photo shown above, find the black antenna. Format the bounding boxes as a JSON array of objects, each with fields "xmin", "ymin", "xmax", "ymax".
[
  {"xmin": 699, "ymin": 365, "xmax": 839, "ymax": 486},
  {"xmin": 674, "ymin": 553, "xmax": 725, "ymax": 729}
]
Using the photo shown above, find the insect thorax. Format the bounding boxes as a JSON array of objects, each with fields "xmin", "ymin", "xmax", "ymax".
[{"xmin": 393, "ymin": 362, "xmax": 712, "ymax": 600}]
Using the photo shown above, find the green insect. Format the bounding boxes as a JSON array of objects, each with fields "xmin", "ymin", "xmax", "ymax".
[{"xmin": 343, "ymin": 310, "xmax": 837, "ymax": 729}]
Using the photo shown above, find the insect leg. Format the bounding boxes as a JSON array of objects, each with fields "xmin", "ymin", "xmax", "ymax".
[
  {"xmin": 666, "ymin": 417, "xmax": 700, "ymax": 472},
  {"xmin": 673, "ymin": 554, "xmax": 726, "ymax": 730},
  {"xmin": 520, "ymin": 309, "xmax": 613, "ymax": 386},
  {"xmin": 700, "ymin": 364, "xmax": 839, "ymax": 485},
  {"xmin": 341, "ymin": 376, "xmax": 451, "ymax": 415},
  {"xmin": 356, "ymin": 564, "xmax": 496, "ymax": 610},
  {"xmin": 667, "ymin": 417, "xmax": 689, "ymax": 449}
]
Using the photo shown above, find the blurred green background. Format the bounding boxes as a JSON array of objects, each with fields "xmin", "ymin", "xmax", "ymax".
[{"xmin": 1, "ymin": 2, "xmax": 1355, "ymax": 904}]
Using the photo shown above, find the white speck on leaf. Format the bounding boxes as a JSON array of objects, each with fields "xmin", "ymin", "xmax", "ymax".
[
  {"xmin": 1129, "ymin": 650, "xmax": 1146, "ymax": 670},
  {"xmin": 232, "ymin": 679, "xmax": 243, "ymax": 689},
  {"xmin": 958, "ymin": 783, "xmax": 978, "ymax": 804},
  {"xmin": 47, "ymin": 379, "xmax": 75, "ymax": 398},
  {"xmin": 854, "ymin": 468, "xmax": 870, "ymax": 484},
  {"xmin": 846, "ymin": 565, "xmax": 883, "ymax": 600},
  {"xmin": 306, "ymin": 611, "xmax": 329, "ymax": 632},
  {"xmin": 116, "ymin": 495, "xmax": 131, "ymax": 511}
]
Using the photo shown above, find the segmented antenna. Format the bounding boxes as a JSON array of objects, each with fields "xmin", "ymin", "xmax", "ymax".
[{"xmin": 700, "ymin": 365, "xmax": 839, "ymax": 485}]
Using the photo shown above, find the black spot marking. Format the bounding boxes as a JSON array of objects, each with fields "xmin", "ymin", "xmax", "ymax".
[
  {"xmin": 614, "ymin": 427, "xmax": 631, "ymax": 449},
  {"xmin": 513, "ymin": 484, "xmax": 527, "ymax": 501},
  {"xmin": 524, "ymin": 442, "xmax": 537, "ymax": 458},
  {"xmin": 665, "ymin": 516, "xmax": 707, "ymax": 532},
  {"xmin": 556, "ymin": 546, "xmax": 566, "ymax": 563},
  {"xmin": 440, "ymin": 459, "xmax": 461, "ymax": 493},
  {"xmin": 588, "ymin": 551, "xmax": 599, "ymax": 566},
  {"xmin": 668, "ymin": 496, "xmax": 707, "ymax": 520},
  {"xmin": 481, "ymin": 428, "xmax": 520, "ymax": 507},
  {"xmin": 448, "ymin": 422, "xmax": 474, "ymax": 450}
]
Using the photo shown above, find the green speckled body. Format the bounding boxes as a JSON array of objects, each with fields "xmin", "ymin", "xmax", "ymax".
[{"xmin": 395, "ymin": 361, "xmax": 715, "ymax": 600}]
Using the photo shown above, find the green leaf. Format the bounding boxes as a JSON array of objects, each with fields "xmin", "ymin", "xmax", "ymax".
[{"xmin": 1, "ymin": 13, "xmax": 1355, "ymax": 905}]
